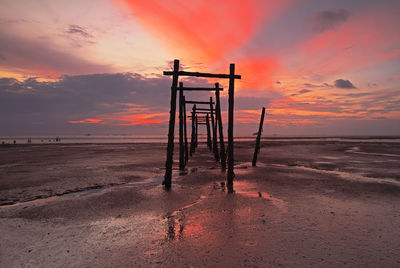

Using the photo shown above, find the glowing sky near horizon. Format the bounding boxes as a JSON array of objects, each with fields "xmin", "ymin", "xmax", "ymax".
[{"xmin": 0, "ymin": 0, "xmax": 399, "ymax": 136}]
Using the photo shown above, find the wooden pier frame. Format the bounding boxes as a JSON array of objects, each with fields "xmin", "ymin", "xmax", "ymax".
[
  {"xmin": 163, "ymin": 60, "xmax": 241, "ymax": 191},
  {"xmin": 252, "ymin": 107, "xmax": 266, "ymax": 167}
]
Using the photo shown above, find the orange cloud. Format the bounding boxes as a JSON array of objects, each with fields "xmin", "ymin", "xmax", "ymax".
[
  {"xmin": 296, "ymin": 6, "xmax": 400, "ymax": 76},
  {"xmin": 118, "ymin": 112, "xmax": 168, "ymax": 125},
  {"xmin": 68, "ymin": 118, "xmax": 102, "ymax": 124},
  {"xmin": 117, "ymin": 0, "xmax": 293, "ymax": 64}
]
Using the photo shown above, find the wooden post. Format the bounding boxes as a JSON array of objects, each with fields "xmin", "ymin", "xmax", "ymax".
[
  {"xmin": 178, "ymin": 83, "xmax": 185, "ymax": 170},
  {"xmin": 227, "ymin": 63, "xmax": 235, "ymax": 193},
  {"xmin": 210, "ymin": 97, "xmax": 219, "ymax": 161},
  {"xmin": 195, "ymin": 114, "xmax": 198, "ymax": 148},
  {"xmin": 190, "ymin": 105, "xmax": 196, "ymax": 156},
  {"xmin": 215, "ymin": 83, "xmax": 226, "ymax": 171},
  {"xmin": 206, "ymin": 113, "xmax": 212, "ymax": 151},
  {"xmin": 252, "ymin": 107, "xmax": 266, "ymax": 166},
  {"xmin": 163, "ymin": 59, "xmax": 179, "ymax": 189},
  {"xmin": 183, "ymin": 96, "xmax": 189, "ymax": 164}
]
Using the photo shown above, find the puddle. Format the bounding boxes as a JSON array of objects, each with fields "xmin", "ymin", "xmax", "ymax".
[
  {"xmin": 234, "ymin": 181, "xmax": 288, "ymax": 213},
  {"xmin": 271, "ymin": 164, "xmax": 400, "ymax": 186},
  {"xmin": 164, "ymin": 195, "xmax": 207, "ymax": 242}
]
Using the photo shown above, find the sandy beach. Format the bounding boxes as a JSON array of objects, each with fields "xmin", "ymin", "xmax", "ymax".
[{"xmin": 1, "ymin": 140, "xmax": 400, "ymax": 267}]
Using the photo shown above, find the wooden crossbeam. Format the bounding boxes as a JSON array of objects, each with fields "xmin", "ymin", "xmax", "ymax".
[
  {"xmin": 185, "ymin": 101, "xmax": 214, "ymax": 105},
  {"xmin": 164, "ymin": 70, "xmax": 241, "ymax": 80},
  {"xmin": 195, "ymin": 108, "xmax": 212, "ymax": 111},
  {"xmin": 178, "ymin": 87, "xmax": 224, "ymax": 91}
]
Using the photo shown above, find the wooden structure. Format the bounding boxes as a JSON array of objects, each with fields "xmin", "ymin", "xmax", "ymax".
[{"xmin": 163, "ymin": 59, "xmax": 241, "ymax": 192}]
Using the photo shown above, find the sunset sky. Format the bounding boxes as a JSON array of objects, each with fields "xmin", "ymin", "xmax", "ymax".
[{"xmin": 1, "ymin": 0, "xmax": 399, "ymax": 136}]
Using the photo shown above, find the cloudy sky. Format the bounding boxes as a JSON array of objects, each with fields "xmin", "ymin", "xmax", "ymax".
[{"xmin": 1, "ymin": 0, "xmax": 399, "ymax": 136}]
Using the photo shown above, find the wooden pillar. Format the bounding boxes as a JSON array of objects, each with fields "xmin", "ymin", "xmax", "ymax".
[
  {"xmin": 195, "ymin": 114, "xmax": 198, "ymax": 148},
  {"xmin": 206, "ymin": 113, "xmax": 212, "ymax": 151},
  {"xmin": 190, "ymin": 105, "xmax": 196, "ymax": 156},
  {"xmin": 252, "ymin": 107, "xmax": 266, "ymax": 166},
  {"xmin": 210, "ymin": 97, "xmax": 219, "ymax": 161},
  {"xmin": 215, "ymin": 83, "xmax": 226, "ymax": 171},
  {"xmin": 178, "ymin": 83, "xmax": 185, "ymax": 170},
  {"xmin": 163, "ymin": 59, "xmax": 179, "ymax": 189},
  {"xmin": 183, "ymin": 96, "xmax": 189, "ymax": 164},
  {"xmin": 227, "ymin": 63, "xmax": 235, "ymax": 193}
]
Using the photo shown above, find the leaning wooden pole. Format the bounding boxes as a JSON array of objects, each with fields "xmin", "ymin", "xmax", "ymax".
[
  {"xmin": 183, "ymin": 96, "xmax": 189, "ymax": 164},
  {"xmin": 210, "ymin": 97, "xmax": 219, "ymax": 161},
  {"xmin": 178, "ymin": 82, "xmax": 185, "ymax": 171},
  {"xmin": 227, "ymin": 63, "xmax": 235, "ymax": 193},
  {"xmin": 252, "ymin": 107, "xmax": 266, "ymax": 166},
  {"xmin": 206, "ymin": 113, "xmax": 212, "ymax": 151},
  {"xmin": 215, "ymin": 83, "xmax": 226, "ymax": 171},
  {"xmin": 163, "ymin": 59, "xmax": 179, "ymax": 189}
]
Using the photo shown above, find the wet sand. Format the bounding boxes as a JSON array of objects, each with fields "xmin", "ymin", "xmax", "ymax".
[{"xmin": 1, "ymin": 140, "xmax": 400, "ymax": 267}]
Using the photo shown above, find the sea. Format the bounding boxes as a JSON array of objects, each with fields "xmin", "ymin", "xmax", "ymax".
[{"xmin": 1, "ymin": 135, "xmax": 400, "ymax": 144}]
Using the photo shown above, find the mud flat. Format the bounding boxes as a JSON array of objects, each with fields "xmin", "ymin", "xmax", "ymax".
[{"xmin": 1, "ymin": 140, "xmax": 400, "ymax": 267}]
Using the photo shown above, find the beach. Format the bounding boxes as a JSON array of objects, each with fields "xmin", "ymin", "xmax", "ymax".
[{"xmin": 1, "ymin": 139, "xmax": 400, "ymax": 267}]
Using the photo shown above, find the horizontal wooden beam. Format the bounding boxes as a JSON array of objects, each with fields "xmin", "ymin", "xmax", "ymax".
[
  {"xmin": 193, "ymin": 111, "xmax": 211, "ymax": 114},
  {"xmin": 164, "ymin": 70, "xmax": 241, "ymax": 79},
  {"xmin": 197, "ymin": 123, "xmax": 207, "ymax": 125},
  {"xmin": 185, "ymin": 101, "xmax": 214, "ymax": 105},
  {"xmin": 178, "ymin": 87, "xmax": 223, "ymax": 91},
  {"xmin": 196, "ymin": 108, "xmax": 212, "ymax": 111}
]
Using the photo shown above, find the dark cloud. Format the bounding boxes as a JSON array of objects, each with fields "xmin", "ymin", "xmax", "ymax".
[
  {"xmin": 0, "ymin": 32, "xmax": 112, "ymax": 75},
  {"xmin": 303, "ymin": 83, "xmax": 332, "ymax": 88},
  {"xmin": 310, "ymin": 9, "xmax": 350, "ymax": 32},
  {"xmin": 299, "ymin": 88, "xmax": 311, "ymax": 94},
  {"xmin": 66, "ymin": 24, "xmax": 93, "ymax": 38},
  {"xmin": 290, "ymin": 88, "xmax": 311, "ymax": 97},
  {"xmin": 334, "ymin": 79, "xmax": 357, "ymax": 89}
]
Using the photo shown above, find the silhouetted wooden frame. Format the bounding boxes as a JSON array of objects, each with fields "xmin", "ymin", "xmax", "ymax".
[{"xmin": 163, "ymin": 60, "xmax": 241, "ymax": 191}]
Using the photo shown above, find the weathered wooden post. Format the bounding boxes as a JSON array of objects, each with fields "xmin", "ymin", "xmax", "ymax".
[
  {"xmin": 190, "ymin": 105, "xmax": 196, "ymax": 156},
  {"xmin": 227, "ymin": 63, "xmax": 235, "ymax": 193},
  {"xmin": 178, "ymin": 82, "xmax": 185, "ymax": 171},
  {"xmin": 163, "ymin": 59, "xmax": 179, "ymax": 189},
  {"xmin": 183, "ymin": 96, "xmax": 189, "ymax": 164},
  {"xmin": 195, "ymin": 114, "xmax": 198, "ymax": 149},
  {"xmin": 215, "ymin": 83, "xmax": 226, "ymax": 170},
  {"xmin": 252, "ymin": 107, "xmax": 266, "ymax": 167},
  {"xmin": 210, "ymin": 97, "xmax": 219, "ymax": 161},
  {"xmin": 206, "ymin": 113, "xmax": 212, "ymax": 151}
]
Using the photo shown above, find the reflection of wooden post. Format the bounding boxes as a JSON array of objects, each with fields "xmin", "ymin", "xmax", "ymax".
[
  {"xmin": 227, "ymin": 63, "xmax": 235, "ymax": 193},
  {"xmin": 190, "ymin": 105, "xmax": 196, "ymax": 156},
  {"xmin": 179, "ymin": 82, "xmax": 184, "ymax": 171},
  {"xmin": 210, "ymin": 97, "xmax": 219, "ymax": 161},
  {"xmin": 163, "ymin": 59, "xmax": 179, "ymax": 189},
  {"xmin": 215, "ymin": 83, "xmax": 226, "ymax": 171},
  {"xmin": 252, "ymin": 107, "xmax": 266, "ymax": 166},
  {"xmin": 206, "ymin": 113, "xmax": 212, "ymax": 151},
  {"xmin": 183, "ymin": 96, "xmax": 189, "ymax": 164}
]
